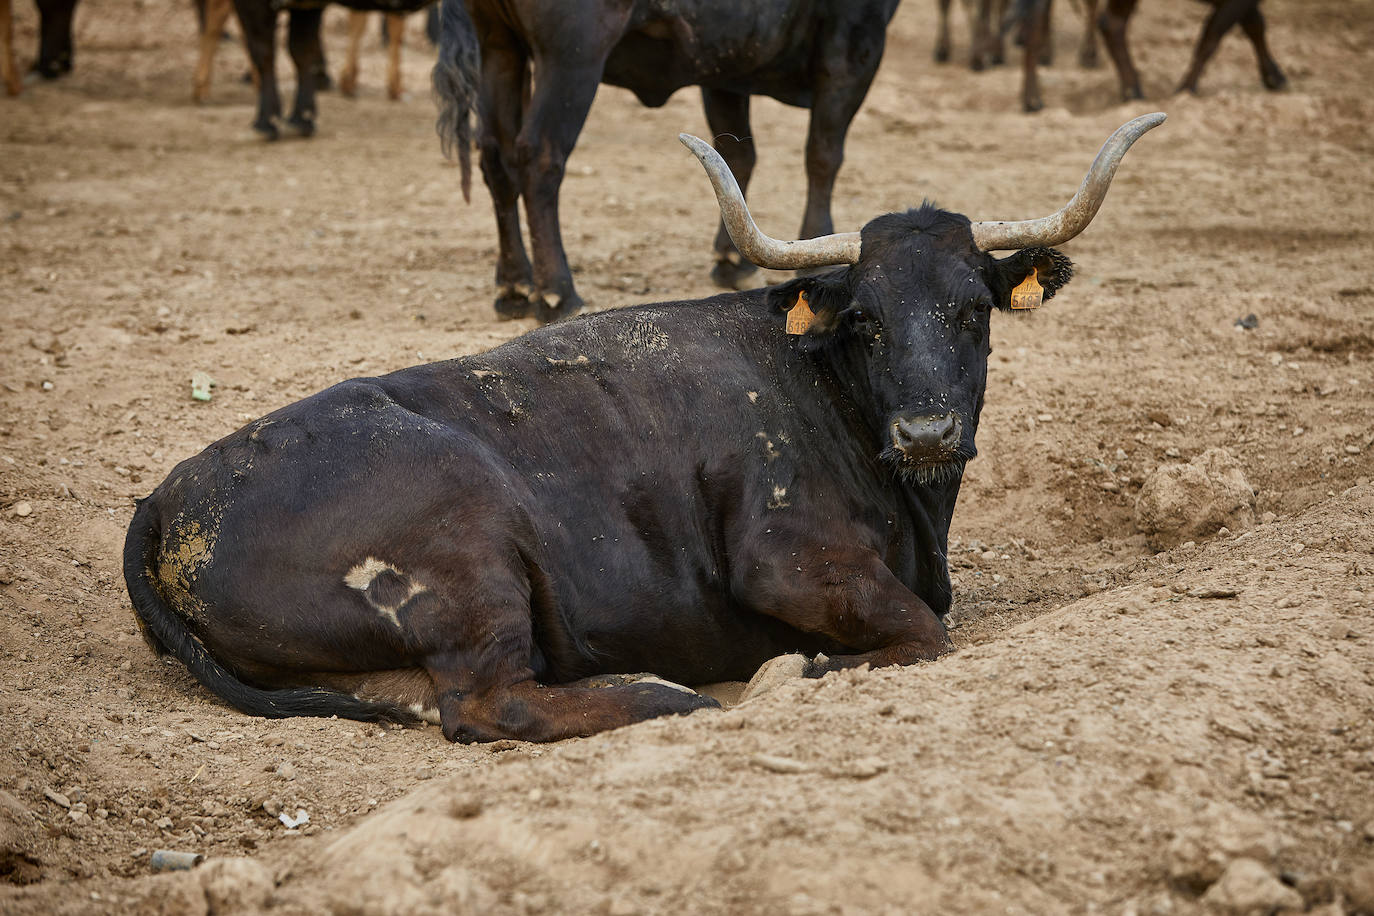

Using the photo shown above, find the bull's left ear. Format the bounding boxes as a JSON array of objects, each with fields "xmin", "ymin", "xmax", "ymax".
[{"xmin": 989, "ymin": 247, "xmax": 1074, "ymax": 311}]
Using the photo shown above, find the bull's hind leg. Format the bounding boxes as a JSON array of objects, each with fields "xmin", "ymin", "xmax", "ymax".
[
  {"xmin": 735, "ymin": 542, "xmax": 953, "ymax": 674},
  {"xmin": 345, "ymin": 556, "xmax": 714, "ymax": 743}
]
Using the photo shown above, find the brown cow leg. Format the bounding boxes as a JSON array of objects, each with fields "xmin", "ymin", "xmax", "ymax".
[
  {"xmin": 192, "ymin": 0, "xmax": 234, "ymax": 103},
  {"xmin": 702, "ymin": 88, "xmax": 758, "ymax": 290},
  {"xmin": 735, "ymin": 541, "xmax": 953, "ymax": 676},
  {"xmin": 1098, "ymin": 0, "xmax": 1142, "ymax": 100},
  {"xmin": 385, "ymin": 12, "xmax": 404, "ymax": 100},
  {"xmin": 339, "ymin": 11, "xmax": 367, "ymax": 98},
  {"xmin": 1, "ymin": 0, "xmax": 19, "ymax": 97},
  {"xmin": 1240, "ymin": 4, "xmax": 1287, "ymax": 91}
]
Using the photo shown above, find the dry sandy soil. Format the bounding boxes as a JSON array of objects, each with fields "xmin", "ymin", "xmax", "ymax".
[{"xmin": 2, "ymin": 0, "xmax": 1373, "ymax": 912}]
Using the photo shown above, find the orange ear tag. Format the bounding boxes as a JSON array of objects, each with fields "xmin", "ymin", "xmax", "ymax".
[
  {"xmin": 786, "ymin": 291, "xmax": 816, "ymax": 335},
  {"xmin": 1009, "ymin": 269, "xmax": 1043, "ymax": 310}
]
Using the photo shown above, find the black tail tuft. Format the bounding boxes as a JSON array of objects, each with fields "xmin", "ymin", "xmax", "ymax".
[
  {"xmin": 122, "ymin": 498, "xmax": 416, "ymax": 725},
  {"xmin": 432, "ymin": 0, "xmax": 481, "ymax": 203}
]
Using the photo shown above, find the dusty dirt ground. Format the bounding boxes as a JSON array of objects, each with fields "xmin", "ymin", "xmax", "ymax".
[{"xmin": 2, "ymin": 0, "xmax": 1373, "ymax": 912}]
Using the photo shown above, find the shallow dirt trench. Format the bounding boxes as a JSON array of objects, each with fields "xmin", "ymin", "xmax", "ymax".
[{"xmin": 2, "ymin": 0, "xmax": 1373, "ymax": 912}]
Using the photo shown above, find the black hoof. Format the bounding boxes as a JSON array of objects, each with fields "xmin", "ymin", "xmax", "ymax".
[
  {"xmin": 253, "ymin": 120, "xmax": 281, "ymax": 141},
  {"xmin": 934, "ymin": 46, "xmax": 950, "ymax": 64},
  {"xmin": 710, "ymin": 257, "xmax": 758, "ymax": 291},
  {"xmin": 494, "ymin": 293, "xmax": 533, "ymax": 321},
  {"xmin": 1262, "ymin": 67, "xmax": 1288, "ymax": 91},
  {"xmin": 286, "ymin": 115, "xmax": 315, "ymax": 138},
  {"xmin": 535, "ymin": 294, "xmax": 584, "ymax": 325},
  {"xmin": 1023, "ymin": 96, "xmax": 1044, "ymax": 114}
]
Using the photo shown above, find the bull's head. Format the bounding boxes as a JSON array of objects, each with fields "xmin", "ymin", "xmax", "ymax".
[{"xmin": 680, "ymin": 114, "xmax": 1164, "ymax": 485}]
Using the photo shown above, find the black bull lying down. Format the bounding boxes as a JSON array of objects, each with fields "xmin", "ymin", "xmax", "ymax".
[{"xmin": 124, "ymin": 115, "xmax": 1163, "ymax": 743}]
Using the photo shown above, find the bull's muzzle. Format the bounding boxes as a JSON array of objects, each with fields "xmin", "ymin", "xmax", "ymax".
[{"xmin": 891, "ymin": 413, "xmax": 962, "ymax": 461}]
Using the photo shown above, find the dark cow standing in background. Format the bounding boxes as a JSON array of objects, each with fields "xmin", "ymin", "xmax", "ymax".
[
  {"xmin": 1008, "ymin": 0, "xmax": 1286, "ymax": 111},
  {"xmin": 123, "ymin": 115, "xmax": 1163, "ymax": 744},
  {"xmin": 432, "ymin": 0, "xmax": 903, "ymax": 324},
  {"xmin": 1098, "ymin": 0, "xmax": 1287, "ymax": 99},
  {"xmin": 229, "ymin": 0, "xmax": 433, "ymax": 139},
  {"xmin": 2, "ymin": 0, "xmax": 78, "ymax": 95}
]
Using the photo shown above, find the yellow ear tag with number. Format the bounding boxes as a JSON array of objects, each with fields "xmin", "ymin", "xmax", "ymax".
[
  {"xmin": 1010, "ymin": 269, "xmax": 1043, "ymax": 310},
  {"xmin": 786, "ymin": 291, "xmax": 816, "ymax": 335}
]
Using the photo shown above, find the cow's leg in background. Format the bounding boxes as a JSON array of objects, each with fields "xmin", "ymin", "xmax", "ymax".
[
  {"xmin": 32, "ymin": 0, "xmax": 76, "ymax": 79},
  {"xmin": 192, "ymin": 0, "xmax": 233, "ymax": 103},
  {"xmin": 702, "ymin": 89, "xmax": 759, "ymax": 290},
  {"xmin": 385, "ymin": 12, "xmax": 403, "ymax": 99},
  {"xmin": 1176, "ymin": 0, "xmax": 1253, "ymax": 94},
  {"xmin": 1097, "ymin": 0, "xmax": 1142, "ymax": 100},
  {"xmin": 515, "ymin": 61, "xmax": 606, "ymax": 323},
  {"xmin": 1239, "ymin": 3, "xmax": 1287, "ymax": 90},
  {"xmin": 1078, "ymin": 0, "xmax": 1100, "ymax": 67},
  {"xmin": 340, "ymin": 11, "xmax": 368, "ymax": 97},
  {"xmin": 1, "ymin": 0, "xmax": 19, "ymax": 96},
  {"xmin": 934, "ymin": 0, "xmax": 953, "ymax": 62},
  {"xmin": 234, "ymin": 0, "xmax": 283, "ymax": 138},
  {"xmin": 796, "ymin": 26, "xmax": 884, "ymax": 254},
  {"xmin": 1019, "ymin": 0, "xmax": 1050, "ymax": 111},
  {"xmin": 285, "ymin": 7, "xmax": 323, "ymax": 136},
  {"xmin": 476, "ymin": 38, "xmax": 536, "ymax": 320}
]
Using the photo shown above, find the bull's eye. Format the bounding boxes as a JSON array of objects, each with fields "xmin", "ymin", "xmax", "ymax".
[{"xmin": 960, "ymin": 299, "xmax": 992, "ymax": 333}]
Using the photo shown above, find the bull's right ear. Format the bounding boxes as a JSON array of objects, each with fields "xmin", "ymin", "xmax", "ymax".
[
  {"xmin": 767, "ymin": 273, "xmax": 852, "ymax": 344},
  {"xmin": 989, "ymin": 247, "xmax": 1074, "ymax": 310}
]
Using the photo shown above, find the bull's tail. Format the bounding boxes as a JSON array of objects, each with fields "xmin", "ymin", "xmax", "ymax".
[
  {"xmin": 431, "ymin": 0, "xmax": 481, "ymax": 203},
  {"xmin": 122, "ymin": 498, "xmax": 414, "ymax": 724}
]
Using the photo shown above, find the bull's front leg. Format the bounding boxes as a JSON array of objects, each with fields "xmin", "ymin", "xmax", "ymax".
[{"xmin": 737, "ymin": 542, "xmax": 953, "ymax": 673}]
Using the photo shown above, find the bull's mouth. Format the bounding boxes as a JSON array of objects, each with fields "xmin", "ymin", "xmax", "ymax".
[{"xmin": 879, "ymin": 446, "xmax": 972, "ymax": 487}]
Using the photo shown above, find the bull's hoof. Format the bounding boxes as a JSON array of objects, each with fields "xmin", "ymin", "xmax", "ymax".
[
  {"xmin": 493, "ymin": 293, "xmax": 532, "ymax": 321},
  {"xmin": 1078, "ymin": 46, "xmax": 1100, "ymax": 69},
  {"xmin": 1023, "ymin": 95, "xmax": 1044, "ymax": 114},
  {"xmin": 933, "ymin": 45, "xmax": 950, "ymax": 64},
  {"xmin": 1261, "ymin": 65, "xmax": 1288, "ymax": 91},
  {"xmin": 253, "ymin": 119, "xmax": 281, "ymax": 142},
  {"xmin": 536, "ymin": 293, "xmax": 583, "ymax": 325},
  {"xmin": 710, "ymin": 257, "xmax": 758, "ymax": 291},
  {"xmin": 286, "ymin": 115, "xmax": 315, "ymax": 138}
]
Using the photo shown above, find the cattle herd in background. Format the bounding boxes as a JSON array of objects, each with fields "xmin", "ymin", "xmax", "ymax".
[{"xmin": 3, "ymin": 0, "xmax": 1289, "ymax": 318}]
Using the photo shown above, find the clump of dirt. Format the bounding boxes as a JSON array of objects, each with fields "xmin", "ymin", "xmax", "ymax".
[
  {"xmin": 1135, "ymin": 447, "xmax": 1256, "ymax": 548},
  {"xmin": 3, "ymin": 0, "xmax": 1374, "ymax": 912}
]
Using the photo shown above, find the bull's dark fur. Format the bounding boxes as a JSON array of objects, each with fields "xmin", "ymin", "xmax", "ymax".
[{"xmin": 124, "ymin": 205, "xmax": 1071, "ymax": 743}]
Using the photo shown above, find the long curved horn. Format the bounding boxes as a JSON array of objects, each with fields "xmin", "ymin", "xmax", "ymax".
[
  {"xmin": 679, "ymin": 133, "xmax": 862, "ymax": 269},
  {"xmin": 970, "ymin": 112, "xmax": 1166, "ymax": 251}
]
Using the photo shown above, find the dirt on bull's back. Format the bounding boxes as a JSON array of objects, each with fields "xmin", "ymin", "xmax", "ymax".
[{"xmin": 2, "ymin": 0, "xmax": 1373, "ymax": 912}]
